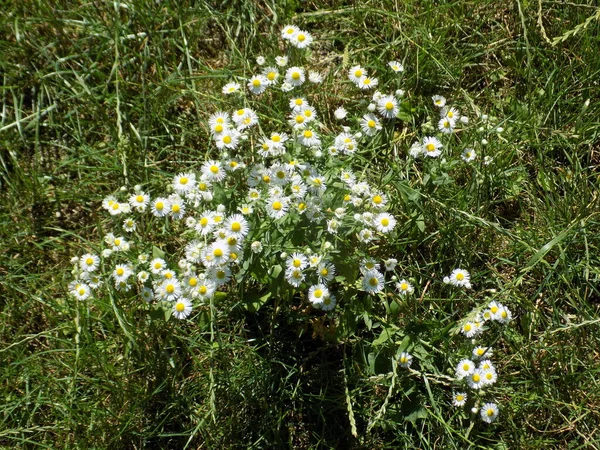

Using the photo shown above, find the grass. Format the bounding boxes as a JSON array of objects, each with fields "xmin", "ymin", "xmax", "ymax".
[{"xmin": 2, "ymin": 0, "xmax": 600, "ymax": 448}]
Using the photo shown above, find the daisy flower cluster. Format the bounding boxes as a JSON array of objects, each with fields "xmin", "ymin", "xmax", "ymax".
[
  {"xmin": 451, "ymin": 297, "xmax": 513, "ymax": 424},
  {"xmin": 67, "ymin": 25, "xmax": 414, "ymax": 322}
]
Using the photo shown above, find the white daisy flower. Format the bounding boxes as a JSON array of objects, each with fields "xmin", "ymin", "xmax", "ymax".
[
  {"xmin": 267, "ymin": 196, "xmax": 289, "ymax": 219},
  {"xmin": 151, "ymin": 197, "xmax": 170, "ymax": 217},
  {"xmin": 308, "ymin": 71, "xmax": 323, "ymax": 83},
  {"xmin": 480, "ymin": 403, "xmax": 499, "ymax": 423},
  {"xmin": 455, "ymin": 359, "xmax": 475, "ymax": 379},
  {"xmin": 317, "ymin": 262, "xmax": 335, "ymax": 283},
  {"xmin": 452, "ymin": 392, "xmax": 467, "ymax": 407},
  {"xmin": 290, "ymin": 30, "xmax": 313, "ymax": 49},
  {"xmin": 248, "ymin": 75, "xmax": 269, "ymax": 95},
  {"xmin": 201, "ymin": 160, "xmax": 226, "ymax": 182},
  {"xmin": 388, "ymin": 60, "xmax": 404, "ymax": 72},
  {"xmin": 362, "ymin": 270, "xmax": 385, "ymax": 294},
  {"xmin": 275, "ymin": 55, "xmax": 288, "ymax": 66},
  {"xmin": 334, "ymin": 106, "xmax": 347, "ymax": 120},
  {"xmin": 129, "ymin": 192, "xmax": 149, "ymax": 211},
  {"xmin": 356, "ymin": 76, "xmax": 378, "ymax": 90},
  {"xmin": 375, "ymin": 213, "xmax": 396, "ymax": 233},
  {"xmin": 112, "ymin": 264, "xmax": 133, "ymax": 283},
  {"xmin": 80, "ymin": 254, "xmax": 100, "ymax": 272},
  {"xmin": 285, "ymin": 267, "xmax": 305, "ymax": 288},
  {"xmin": 308, "ymin": 284, "xmax": 330, "ymax": 306},
  {"xmin": 157, "ymin": 279, "xmax": 182, "ymax": 302},
  {"xmin": 222, "ymin": 82, "xmax": 241, "ymax": 95},
  {"xmin": 172, "ymin": 297, "xmax": 193, "ymax": 319},
  {"xmin": 281, "ymin": 25, "xmax": 300, "ymax": 40},
  {"xmin": 441, "ymin": 106, "xmax": 460, "ymax": 121},
  {"xmin": 123, "ymin": 218, "xmax": 136, "ymax": 232},
  {"xmin": 396, "ymin": 279, "xmax": 414, "ymax": 295},
  {"xmin": 140, "ymin": 286, "xmax": 154, "ymax": 303},
  {"xmin": 399, "ymin": 352, "xmax": 413, "ymax": 368},
  {"xmin": 376, "ymin": 95, "xmax": 399, "ymax": 119},
  {"xmin": 422, "ymin": 136, "xmax": 443, "ymax": 158},
  {"xmin": 348, "ymin": 65, "xmax": 366, "ymax": 84},
  {"xmin": 432, "ymin": 95, "xmax": 446, "ymax": 107},
  {"xmin": 285, "ymin": 66, "xmax": 305, "ymax": 87},
  {"xmin": 461, "ymin": 148, "xmax": 476, "ymax": 162},
  {"xmin": 319, "ymin": 292, "xmax": 336, "ymax": 311},
  {"xmin": 438, "ymin": 117, "xmax": 456, "ymax": 134},
  {"xmin": 448, "ymin": 268, "xmax": 471, "ymax": 288},
  {"xmin": 287, "ymin": 252, "xmax": 308, "ymax": 270},
  {"xmin": 361, "ymin": 114, "xmax": 382, "ymax": 136},
  {"xmin": 262, "ymin": 66, "xmax": 279, "ymax": 85},
  {"xmin": 70, "ymin": 282, "xmax": 91, "ymax": 301}
]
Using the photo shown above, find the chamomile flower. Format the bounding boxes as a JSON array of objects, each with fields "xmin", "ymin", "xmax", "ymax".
[
  {"xmin": 112, "ymin": 264, "xmax": 133, "ymax": 283},
  {"xmin": 259, "ymin": 67, "xmax": 279, "ymax": 86},
  {"xmin": 129, "ymin": 192, "xmax": 149, "ymax": 211},
  {"xmin": 441, "ymin": 106, "xmax": 460, "ymax": 121},
  {"xmin": 248, "ymin": 75, "xmax": 268, "ymax": 95},
  {"xmin": 432, "ymin": 95, "xmax": 446, "ymax": 107},
  {"xmin": 358, "ymin": 228, "xmax": 375, "ymax": 243},
  {"xmin": 396, "ymin": 279, "xmax": 414, "ymax": 295},
  {"xmin": 287, "ymin": 252, "xmax": 308, "ymax": 270},
  {"xmin": 377, "ymin": 95, "xmax": 399, "ymax": 119},
  {"xmin": 281, "ymin": 25, "xmax": 300, "ymax": 40},
  {"xmin": 71, "ymin": 282, "xmax": 91, "ymax": 300},
  {"xmin": 461, "ymin": 322, "xmax": 478, "ymax": 338},
  {"xmin": 495, "ymin": 306, "xmax": 513, "ymax": 324},
  {"xmin": 370, "ymin": 193, "xmax": 387, "ymax": 208},
  {"xmin": 422, "ymin": 136, "xmax": 443, "ymax": 157},
  {"xmin": 216, "ymin": 128, "xmax": 242, "ymax": 149},
  {"xmin": 308, "ymin": 284, "xmax": 330, "ymax": 306},
  {"xmin": 267, "ymin": 196, "xmax": 289, "ymax": 219},
  {"xmin": 399, "ymin": 352, "xmax": 413, "ymax": 368},
  {"xmin": 375, "ymin": 213, "xmax": 396, "ymax": 233},
  {"xmin": 357, "ymin": 76, "xmax": 378, "ymax": 90},
  {"xmin": 151, "ymin": 197, "xmax": 170, "ymax": 217},
  {"xmin": 467, "ymin": 370, "xmax": 486, "ymax": 390},
  {"xmin": 168, "ymin": 195, "xmax": 186, "ymax": 220},
  {"xmin": 361, "ymin": 114, "xmax": 382, "ymax": 136},
  {"xmin": 122, "ymin": 217, "xmax": 136, "ymax": 232},
  {"xmin": 348, "ymin": 65, "xmax": 366, "ymax": 84},
  {"xmin": 452, "ymin": 392, "xmax": 468, "ymax": 407},
  {"xmin": 149, "ymin": 258, "xmax": 167, "ymax": 274},
  {"xmin": 157, "ymin": 278, "xmax": 182, "ymax": 302},
  {"xmin": 173, "ymin": 173, "xmax": 196, "ymax": 195},
  {"xmin": 222, "ymin": 81, "xmax": 241, "ymax": 95},
  {"xmin": 479, "ymin": 359, "xmax": 495, "ymax": 372},
  {"xmin": 388, "ymin": 60, "xmax": 404, "ymax": 72},
  {"xmin": 448, "ymin": 268, "xmax": 471, "ymax": 288},
  {"xmin": 111, "ymin": 236, "xmax": 128, "ymax": 252},
  {"xmin": 455, "ymin": 359, "xmax": 475, "ymax": 379},
  {"xmin": 224, "ymin": 214, "xmax": 249, "ymax": 239},
  {"xmin": 290, "ymin": 30, "xmax": 313, "ymax": 49},
  {"xmin": 334, "ymin": 132, "xmax": 357, "ymax": 154},
  {"xmin": 80, "ymin": 254, "xmax": 99, "ymax": 272},
  {"xmin": 482, "ymin": 368, "xmax": 498, "ymax": 386},
  {"xmin": 473, "ymin": 346, "xmax": 493, "ymax": 359},
  {"xmin": 296, "ymin": 128, "xmax": 319, "ymax": 147},
  {"xmin": 462, "ymin": 148, "xmax": 477, "ymax": 162},
  {"xmin": 480, "ymin": 403, "xmax": 499, "ymax": 423},
  {"xmin": 362, "ymin": 270, "xmax": 385, "ymax": 294},
  {"xmin": 285, "ymin": 66, "xmax": 305, "ymax": 87},
  {"xmin": 172, "ymin": 297, "xmax": 193, "ymax": 319},
  {"xmin": 285, "ymin": 267, "xmax": 305, "ymax": 288},
  {"xmin": 201, "ymin": 160, "xmax": 226, "ymax": 182},
  {"xmin": 438, "ymin": 117, "xmax": 456, "ymax": 134},
  {"xmin": 137, "ymin": 270, "xmax": 150, "ymax": 283},
  {"xmin": 317, "ymin": 262, "xmax": 335, "ymax": 283}
]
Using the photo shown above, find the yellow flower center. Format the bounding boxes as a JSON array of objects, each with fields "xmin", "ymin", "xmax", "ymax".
[
  {"xmin": 426, "ymin": 143, "xmax": 435, "ymax": 152},
  {"xmin": 276, "ymin": 171, "xmax": 285, "ymax": 179},
  {"xmin": 456, "ymin": 395, "xmax": 464, "ymax": 401},
  {"xmin": 237, "ymin": 109, "xmax": 245, "ymax": 116},
  {"xmin": 293, "ymin": 259, "xmax": 301, "ymax": 268},
  {"xmin": 381, "ymin": 218, "xmax": 390, "ymax": 227},
  {"xmin": 292, "ymin": 72, "xmax": 300, "ymax": 80},
  {"xmin": 487, "ymin": 409, "xmax": 495, "ymax": 417},
  {"xmin": 154, "ymin": 263, "xmax": 162, "ymax": 270},
  {"xmin": 262, "ymin": 175, "xmax": 271, "ymax": 183},
  {"xmin": 164, "ymin": 272, "xmax": 173, "ymax": 279},
  {"xmin": 320, "ymin": 268, "xmax": 328, "ymax": 276},
  {"xmin": 272, "ymin": 135, "xmax": 281, "ymax": 142},
  {"xmin": 447, "ymin": 111, "xmax": 454, "ymax": 118},
  {"xmin": 199, "ymin": 183, "xmax": 207, "ymax": 191},
  {"xmin": 116, "ymin": 268, "xmax": 124, "ymax": 276},
  {"xmin": 295, "ymin": 115, "xmax": 304, "ymax": 124},
  {"xmin": 385, "ymin": 102, "xmax": 393, "ymax": 110},
  {"xmin": 78, "ymin": 288, "xmax": 85, "ymax": 295},
  {"xmin": 223, "ymin": 136, "xmax": 232, "ymax": 144},
  {"xmin": 175, "ymin": 302, "xmax": 185, "ymax": 312},
  {"xmin": 297, "ymin": 34, "xmax": 305, "ymax": 42},
  {"xmin": 252, "ymin": 79, "xmax": 261, "ymax": 87},
  {"xmin": 189, "ymin": 278, "xmax": 198, "ymax": 287},
  {"xmin": 400, "ymin": 283, "xmax": 408, "ymax": 291},
  {"xmin": 135, "ymin": 195, "xmax": 143, "ymax": 203},
  {"xmin": 199, "ymin": 286, "xmax": 207, "ymax": 294},
  {"xmin": 200, "ymin": 218, "xmax": 209, "ymax": 227},
  {"xmin": 472, "ymin": 374, "xmax": 481, "ymax": 382},
  {"xmin": 462, "ymin": 363, "xmax": 470, "ymax": 371},
  {"xmin": 155, "ymin": 202, "xmax": 164, "ymax": 211},
  {"xmin": 490, "ymin": 306, "xmax": 499, "ymax": 313},
  {"xmin": 314, "ymin": 289, "xmax": 323, "ymax": 298},
  {"xmin": 214, "ymin": 124, "xmax": 223, "ymax": 132},
  {"xmin": 166, "ymin": 285, "xmax": 175, "ymax": 294},
  {"xmin": 363, "ymin": 78, "xmax": 371, "ymax": 85},
  {"xmin": 114, "ymin": 239, "xmax": 121, "ymax": 246},
  {"xmin": 369, "ymin": 277, "xmax": 379, "ymax": 287},
  {"xmin": 210, "ymin": 165, "xmax": 219, "ymax": 174},
  {"xmin": 303, "ymin": 130, "xmax": 313, "ymax": 138},
  {"xmin": 464, "ymin": 324, "xmax": 472, "ymax": 332},
  {"xmin": 172, "ymin": 204, "xmax": 180, "ymax": 213},
  {"xmin": 373, "ymin": 195, "xmax": 383, "ymax": 204},
  {"xmin": 272, "ymin": 201, "xmax": 282, "ymax": 211},
  {"xmin": 112, "ymin": 203, "xmax": 119, "ymax": 210},
  {"xmin": 267, "ymin": 72, "xmax": 276, "ymax": 81},
  {"xmin": 368, "ymin": 120, "xmax": 376, "ymax": 128},
  {"xmin": 354, "ymin": 69, "xmax": 363, "ymax": 77},
  {"xmin": 85, "ymin": 258, "xmax": 94, "ymax": 265},
  {"xmin": 231, "ymin": 222, "xmax": 241, "ymax": 232},
  {"xmin": 456, "ymin": 273, "xmax": 464, "ymax": 281}
]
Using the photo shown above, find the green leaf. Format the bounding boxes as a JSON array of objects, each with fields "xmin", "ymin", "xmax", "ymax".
[
  {"xmin": 242, "ymin": 291, "xmax": 272, "ymax": 313},
  {"xmin": 152, "ymin": 245, "xmax": 165, "ymax": 260}
]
